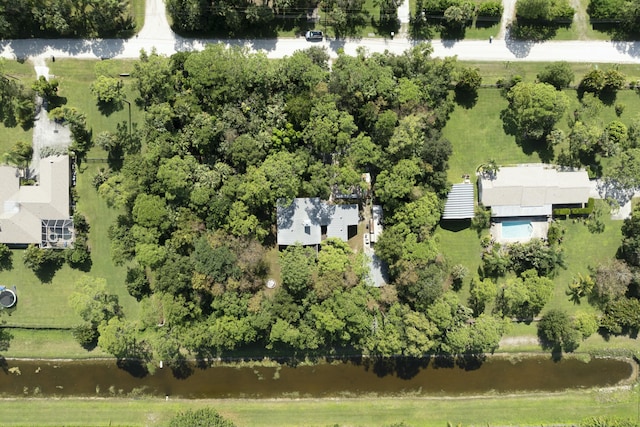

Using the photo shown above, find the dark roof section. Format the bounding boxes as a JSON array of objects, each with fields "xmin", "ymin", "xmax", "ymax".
[{"xmin": 442, "ymin": 183, "xmax": 475, "ymax": 220}]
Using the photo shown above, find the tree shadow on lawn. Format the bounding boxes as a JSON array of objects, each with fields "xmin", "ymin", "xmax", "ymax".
[
  {"xmin": 33, "ymin": 258, "xmax": 65, "ymax": 284},
  {"xmin": 500, "ymin": 109, "xmax": 555, "ymax": 163},
  {"xmin": 454, "ymin": 89, "xmax": 479, "ymax": 109},
  {"xmin": 96, "ymin": 100, "xmax": 123, "ymax": 117},
  {"xmin": 439, "ymin": 219, "xmax": 471, "ymax": 232}
]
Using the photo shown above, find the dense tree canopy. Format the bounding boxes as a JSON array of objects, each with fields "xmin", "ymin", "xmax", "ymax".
[
  {"xmin": 0, "ymin": 0, "xmax": 134, "ymax": 38},
  {"xmin": 85, "ymin": 43, "xmax": 544, "ymax": 361},
  {"xmin": 503, "ymin": 82, "xmax": 569, "ymax": 141}
]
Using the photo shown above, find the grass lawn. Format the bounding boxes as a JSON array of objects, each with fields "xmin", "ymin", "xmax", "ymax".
[
  {"xmin": 0, "ymin": 161, "xmax": 135, "ymax": 328},
  {"xmin": 439, "ymin": 85, "xmax": 640, "ymax": 354},
  {"xmin": 443, "ymin": 88, "xmax": 542, "ymax": 181},
  {"xmin": 2, "ymin": 329, "xmax": 110, "ymax": 358},
  {"xmin": 48, "ymin": 59, "xmax": 145, "ymax": 158},
  {"xmin": 130, "ymin": 0, "xmax": 146, "ymax": 33},
  {"xmin": 0, "ymin": 59, "xmax": 138, "ymax": 329},
  {"xmin": 0, "ymin": 389, "xmax": 638, "ymax": 426}
]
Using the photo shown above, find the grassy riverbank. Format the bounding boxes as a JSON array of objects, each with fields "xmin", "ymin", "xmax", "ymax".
[{"xmin": 1, "ymin": 388, "xmax": 638, "ymax": 426}]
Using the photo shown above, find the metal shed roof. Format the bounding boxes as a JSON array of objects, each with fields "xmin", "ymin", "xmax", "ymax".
[{"xmin": 442, "ymin": 183, "xmax": 475, "ymax": 220}]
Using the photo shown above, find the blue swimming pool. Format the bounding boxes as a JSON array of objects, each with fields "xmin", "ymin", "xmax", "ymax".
[{"xmin": 502, "ymin": 220, "xmax": 533, "ymax": 239}]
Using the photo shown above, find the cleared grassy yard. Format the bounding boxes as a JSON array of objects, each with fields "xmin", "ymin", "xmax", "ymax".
[{"xmin": 0, "ymin": 389, "xmax": 638, "ymax": 427}]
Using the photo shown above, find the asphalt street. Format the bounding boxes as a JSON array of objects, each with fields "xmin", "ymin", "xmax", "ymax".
[{"xmin": 0, "ymin": 0, "xmax": 639, "ymax": 63}]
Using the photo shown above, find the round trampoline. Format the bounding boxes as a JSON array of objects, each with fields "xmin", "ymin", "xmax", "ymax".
[{"xmin": 0, "ymin": 288, "xmax": 16, "ymax": 308}]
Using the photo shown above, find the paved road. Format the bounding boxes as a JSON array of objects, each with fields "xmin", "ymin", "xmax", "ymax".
[{"xmin": 0, "ymin": 0, "xmax": 638, "ymax": 63}]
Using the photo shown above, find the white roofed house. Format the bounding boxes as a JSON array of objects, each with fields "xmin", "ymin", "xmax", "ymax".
[
  {"xmin": 276, "ymin": 198, "xmax": 359, "ymax": 249},
  {"xmin": 479, "ymin": 164, "xmax": 591, "ymax": 218},
  {"xmin": 0, "ymin": 155, "xmax": 74, "ymax": 248},
  {"xmin": 478, "ymin": 164, "xmax": 592, "ymax": 242}
]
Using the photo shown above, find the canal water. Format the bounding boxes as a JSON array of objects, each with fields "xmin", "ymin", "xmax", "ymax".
[{"xmin": 0, "ymin": 356, "xmax": 633, "ymax": 398}]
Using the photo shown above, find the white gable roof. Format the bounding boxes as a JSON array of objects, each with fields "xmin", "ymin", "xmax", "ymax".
[
  {"xmin": 277, "ymin": 198, "xmax": 359, "ymax": 246},
  {"xmin": 0, "ymin": 155, "xmax": 71, "ymax": 245},
  {"xmin": 479, "ymin": 164, "xmax": 591, "ymax": 217}
]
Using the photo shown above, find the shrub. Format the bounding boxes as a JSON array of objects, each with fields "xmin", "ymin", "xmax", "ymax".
[
  {"xmin": 471, "ymin": 205, "xmax": 491, "ymax": 231},
  {"xmin": 546, "ymin": 221, "xmax": 565, "ymax": 245},
  {"xmin": 537, "ymin": 62, "xmax": 574, "ymax": 90},
  {"xmin": 478, "ymin": 1, "xmax": 503, "ymax": 17},
  {"xmin": 168, "ymin": 408, "xmax": 236, "ymax": 427},
  {"xmin": 587, "ymin": 0, "xmax": 625, "ymax": 20},
  {"xmin": 72, "ymin": 323, "xmax": 99, "ymax": 347},
  {"xmin": 573, "ymin": 311, "xmax": 599, "ymax": 339},
  {"xmin": 553, "ymin": 207, "xmax": 571, "ymax": 217}
]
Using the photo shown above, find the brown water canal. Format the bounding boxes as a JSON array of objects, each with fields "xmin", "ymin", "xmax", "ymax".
[{"xmin": 0, "ymin": 356, "xmax": 634, "ymax": 398}]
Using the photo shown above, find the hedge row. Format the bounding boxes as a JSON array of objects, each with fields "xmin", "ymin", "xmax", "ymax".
[
  {"xmin": 552, "ymin": 198, "xmax": 595, "ymax": 217},
  {"xmin": 424, "ymin": 0, "xmax": 503, "ymax": 17}
]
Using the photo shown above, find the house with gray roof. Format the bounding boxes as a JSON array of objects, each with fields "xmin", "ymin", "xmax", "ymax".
[
  {"xmin": 479, "ymin": 164, "xmax": 591, "ymax": 218},
  {"xmin": 0, "ymin": 155, "xmax": 74, "ymax": 248},
  {"xmin": 277, "ymin": 198, "xmax": 359, "ymax": 248}
]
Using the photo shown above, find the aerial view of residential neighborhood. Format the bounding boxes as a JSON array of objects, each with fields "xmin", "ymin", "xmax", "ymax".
[{"xmin": 2, "ymin": 0, "xmax": 640, "ymax": 425}]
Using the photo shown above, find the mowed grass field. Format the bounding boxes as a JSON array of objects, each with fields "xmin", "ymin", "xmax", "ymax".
[{"xmin": 0, "ymin": 388, "xmax": 638, "ymax": 427}]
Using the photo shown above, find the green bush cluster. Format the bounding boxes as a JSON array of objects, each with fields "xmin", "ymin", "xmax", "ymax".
[
  {"xmin": 552, "ymin": 198, "xmax": 595, "ymax": 217},
  {"xmin": 552, "ymin": 208, "xmax": 571, "ymax": 217},
  {"xmin": 477, "ymin": 1, "xmax": 504, "ymax": 17}
]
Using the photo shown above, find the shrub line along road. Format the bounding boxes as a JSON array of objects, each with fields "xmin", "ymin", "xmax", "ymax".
[{"xmin": 0, "ymin": 0, "xmax": 640, "ymax": 64}]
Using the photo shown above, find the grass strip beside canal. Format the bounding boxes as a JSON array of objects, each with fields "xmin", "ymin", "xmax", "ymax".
[{"xmin": 1, "ymin": 388, "xmax": 639, "ymax": 426}]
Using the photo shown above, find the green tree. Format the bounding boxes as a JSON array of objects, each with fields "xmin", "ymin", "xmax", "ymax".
[
  {"xmin": 375, "ymin": 158, "xmax": 422, "ymax": 212},
  {"xmin": 537, "ymin": 309, "xmax": 581, "ymax": 352},
  {"xmin": 90, "ymin": 75, "xmax": 123, "ymax": 104},
  {"xmin": 280, "ymin": 244, "xmax": 316, "ymax": 300},
  {"xmin": 504, "ymin": 82, "xmax": 569, "ymax": 140},
  {"xmin": 97, "ymin": 317, "xmax": 146, "ymax": 359},
  {"xmin": 168, "ymin": 408, "xmax": 236, "ymax": 427},
  {"xmin": 0, "ymin": 243, "xmax": 12, "ymax": 271},
  {"xmin": 590, "ymin": 259, "xmax": 632, "ymax": 306},
  {"xmin": 537, "ymin": 62, "xmax": 574, "ymax": 90},
  {"xmin": 455, "ymin": 66, "xmax": 482, "ymax": 95},
  {"xmin": 498, "ymin": 269, "xmax": 554, "ymax": 319},
  {"xmin": 31, "ymin": 76, "xmax": 59, "ymax": 99},
  {"xmin": 132, "ymin": 193, "xmax": 172, "ymax": 233},
  {"xmin": 469, "ymin": 277, "xmax": 497, "ymax": 314},
  {"xmin": 620, "ymin": 205, "xmax": 640, "ymax": 266},
  {"xmin": 69, "ymin": 276, "xmax": 122, "ymax": 326},
  {"xmin": 392, "ymin": 192, "xmax": 442, "ymax": 237},
  {"xmin": 603, "ymin": 148, "xmax": 640, "ymax": 195}
]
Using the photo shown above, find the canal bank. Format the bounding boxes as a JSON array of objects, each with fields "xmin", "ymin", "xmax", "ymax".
[{"xmin": 0, "ymin": 354, "xmax": 636, "ymax": 399}]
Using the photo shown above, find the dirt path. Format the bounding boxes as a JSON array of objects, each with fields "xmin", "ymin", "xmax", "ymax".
[{"xmin": 499, "ymin": 335, "xmax": 540, "ymax": 347}]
